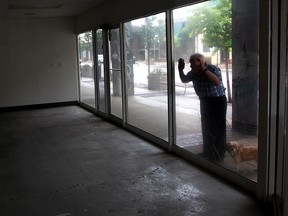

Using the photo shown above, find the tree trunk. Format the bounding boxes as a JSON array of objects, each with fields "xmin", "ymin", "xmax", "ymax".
[
  {"xmin": 147, "ymin": 48, "xmax": 151, "ymax": 74},
  {"xmin": 225, "ymin": 51, "xmax": 232, "ymax": 103}
]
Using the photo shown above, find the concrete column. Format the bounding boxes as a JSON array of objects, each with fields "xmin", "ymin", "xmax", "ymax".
[{"xmin": 232, "ymin": 0, "xmax": 259, "ymax": 134}]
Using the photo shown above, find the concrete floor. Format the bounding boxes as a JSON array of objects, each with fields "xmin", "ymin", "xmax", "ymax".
[{"xmin": 0, "ymin": 106, "xmax": 272, "ymax": 216}]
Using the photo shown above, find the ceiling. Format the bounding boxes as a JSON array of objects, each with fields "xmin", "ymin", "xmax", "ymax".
[{"xmin": 0, "ymin": 0, "xmax": 109, "ymax": 18}]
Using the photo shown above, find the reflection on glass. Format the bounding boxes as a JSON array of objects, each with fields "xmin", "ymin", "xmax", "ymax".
[
  {"xmin": 78, "ymin": 31, "xmax": 95, "ymax": 108},
  {"xmin": 173, "ymin": 0, "xmax": 258, "ymax": 182},
  {"xmin": 124, "ymin": 13, "xmax": 168, "ymax": 140},
  {"xmin": 109, "ymin": 28, "xmax": 122, "ymax": 118},
  {"xmin": 96, "ymin": 29, "xmax": 106, "ymax": 113}
]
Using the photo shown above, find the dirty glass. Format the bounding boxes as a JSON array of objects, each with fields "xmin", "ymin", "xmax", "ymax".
[{"xmin": 173, "ymin": 0, "xmax": 259, "ymax": 182}]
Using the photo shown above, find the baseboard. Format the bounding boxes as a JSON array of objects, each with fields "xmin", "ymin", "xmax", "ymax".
[{"xmin": 0, "ymin": 101, "xmax": 79, "ymax": 112}]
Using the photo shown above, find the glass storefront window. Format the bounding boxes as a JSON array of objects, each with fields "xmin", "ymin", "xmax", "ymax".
[
  {"xmin": 109, "ymin": 28, "xmax": 123, "ymax": 119},
  {"xmin": 77, "ymin": 0, "xmax": 260, "ymax": 184},
  {"xmin": 124, "ymin": 13, "xmax": 169, "ymax": 140},
  {"xmin": 78, "ymin": 31, "xmax": 96, "ymax": 108},
  {"xmin": 173, "ymin": 0, "xmax": 259, "ymax": 182},
  {"xmin": 96, "ymin": 29, "xmax": 106, "ymax": 113}
]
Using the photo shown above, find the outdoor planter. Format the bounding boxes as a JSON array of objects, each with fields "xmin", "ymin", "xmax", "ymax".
[{"xmin": 147, "ymin": 69, "xmax": 167, "ymax": 90}]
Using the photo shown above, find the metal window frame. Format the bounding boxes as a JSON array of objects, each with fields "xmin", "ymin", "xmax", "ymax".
[
  {"xmin": 75, "ymin": 0, "xmax": 281, "ymax": 202},
  {"xmin": 278, "ymin": 0, "xmax": 288, "ymax": 214}
]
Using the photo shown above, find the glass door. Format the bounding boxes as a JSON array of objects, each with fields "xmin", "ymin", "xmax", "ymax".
[
  {"xmin": 95, "ymin": 29, "xmax": 106, "ymax": 114},
  {"xmin": 108, "ymin": 27, "xmax": 123, "ymax": 119}
]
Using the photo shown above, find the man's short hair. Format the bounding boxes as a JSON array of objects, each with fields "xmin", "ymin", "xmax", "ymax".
[{"xmin": 190, "ymin": 53, "xmax": 204, "ymax": 61}]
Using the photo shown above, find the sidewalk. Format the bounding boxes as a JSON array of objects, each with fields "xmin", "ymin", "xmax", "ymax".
[{"xmin": 131, "ymin": 84, "xmax": 257, "ymax": 182}]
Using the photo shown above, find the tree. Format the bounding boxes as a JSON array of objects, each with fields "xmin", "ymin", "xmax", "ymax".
[
  {"xmin": 78, "ymin": 31, "xmax": 93, "ymax": 61},
  {"xmin": 181, "ymin": 0, "xmax": 232, "ymax": 102},
  {"xmin": 174, "ymin": 21, "xmax": 194, "ymax": 61},
  {"xmin": 137, "ymin": 16, "xmax": 165, "ymax": 74},
  {"xmin": 137, "ymin": 16, "xmax": 155, "ymax": 74}
]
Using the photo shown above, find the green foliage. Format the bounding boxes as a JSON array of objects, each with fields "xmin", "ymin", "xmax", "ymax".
[
  {"xmin": 174, "ymin": 37, "xmax": 181, "ymax": 49},
  {"xmin": 135, "ymin": 15, "xmax": 166, "ymax": 73},
  {"xmin": 78, "ymin": 31, "xmax": 93, "ymax": 60},
  {"xmin": 138, "ymin": 16, "xmax": 156, "ymax": 50},
  {"xmin": 136, "ymin": 16, "xmax": 166, "ymax": 57},
  {"xmin": 80, "ymin": 64, "xmax": 93, "ymax": 77},
  {"xmin": 147, "ymin": 68, "xmax": 166, "ymax": 77},
  {"xmin": 79, "ymin": 31, "xmax": 93, "ymax": 50},
  {"xmin": 181, "ymin": 0, "xmax": 232, "ymax": 53}
]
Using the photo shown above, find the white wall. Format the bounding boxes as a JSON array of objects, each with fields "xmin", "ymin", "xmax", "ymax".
[{"xmin": 0, "ymin": 17, "xmax": 78, "ymax": 108}]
